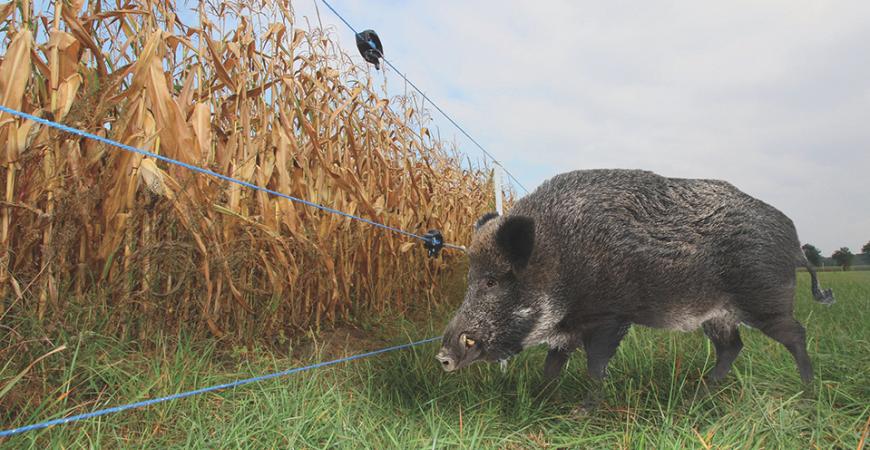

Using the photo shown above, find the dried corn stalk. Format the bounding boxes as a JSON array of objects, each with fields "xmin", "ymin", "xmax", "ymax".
[{"xmin": 0, "ymin": 0, "xmax": 503, "ymax": 338}]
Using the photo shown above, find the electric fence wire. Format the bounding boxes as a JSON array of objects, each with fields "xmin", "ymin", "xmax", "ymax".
[
  {"xmin": 0, "ymin": 337, "xmax": 441, "ymax": 437},
  {"xmin": 317, "ymin": 0, "xmax": 531, "ymax": 195},
  {"xmin": 0, "ymin": 105, "xmax": 465, "ymax": 252}
]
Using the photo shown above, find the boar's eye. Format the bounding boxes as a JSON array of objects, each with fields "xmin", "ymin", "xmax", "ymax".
[{"xmin": 485, "ymin": 278, "xmax": 496, "ymax": 288}]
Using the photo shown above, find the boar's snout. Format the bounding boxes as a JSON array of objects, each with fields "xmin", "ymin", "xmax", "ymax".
[
  {"xmin": 435, "ymin": 349, "xmax": 457, "ymax": 372},
  {"xmin": 435, "ymin": 328, "xmax": 483, "ymax": 372}
]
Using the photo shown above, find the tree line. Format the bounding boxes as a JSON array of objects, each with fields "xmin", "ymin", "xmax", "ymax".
[{"xmin": 802, "ymin": 241, "xmax": 870, "ymax": 270}]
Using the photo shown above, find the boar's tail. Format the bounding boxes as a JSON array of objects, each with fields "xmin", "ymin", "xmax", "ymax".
[{"xmin": 800, "ymin": 253, "xmax": 835, "ymax": 305}]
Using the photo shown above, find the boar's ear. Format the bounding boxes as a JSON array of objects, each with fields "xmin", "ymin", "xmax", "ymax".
[
  {"xmin": 474, "ymin": 211, "xmax": 499, "ymax": 230},
  {"xmin": 495, "ymin": 216, "xmax": 535, "ymax": 270}
]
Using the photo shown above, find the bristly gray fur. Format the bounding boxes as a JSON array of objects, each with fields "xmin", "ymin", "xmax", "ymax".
[{"xmin": 438, "ymin": 169, "xmax": 832, "ymax": 388}]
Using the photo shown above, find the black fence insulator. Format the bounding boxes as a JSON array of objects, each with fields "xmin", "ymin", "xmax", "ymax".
[
  {"xmin": 355, "ymin": 29, "xmax": 384, "ymax": 70},
  {"xmin": 423, "ymin": 230, "xmax": 444, "ymax": 258}
]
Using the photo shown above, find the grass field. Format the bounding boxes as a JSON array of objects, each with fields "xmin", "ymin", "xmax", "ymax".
[{"xmin": 1, "ymin": 271, "xmax": 868, "ymax": 448}]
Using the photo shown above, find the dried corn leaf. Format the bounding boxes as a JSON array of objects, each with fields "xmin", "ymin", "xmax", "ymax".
[
  {"xmin": 0, "ymin": 30, "xmax": 32, "ymax": 120},
  {"xmin": 138, "ymin": 158, "xmax": 175, "ymax": 198},
  {"xmin": 54, "ymin": 73, "xmax": 82, "ymax": 121}
]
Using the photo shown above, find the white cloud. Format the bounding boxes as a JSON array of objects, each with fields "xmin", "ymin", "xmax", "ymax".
[{"xmin": 296, "ymin": 0, "xmax": 869, "ymax": 253}]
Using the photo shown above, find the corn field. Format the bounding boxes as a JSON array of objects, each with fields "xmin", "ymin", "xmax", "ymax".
[{"xmin": 0, "ymin": 0, "xmax": 496, "ymax": 340}]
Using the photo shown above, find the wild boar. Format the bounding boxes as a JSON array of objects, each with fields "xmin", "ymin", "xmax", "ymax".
[{"xmin": 436, "ymin": 169, "xmax": 833, "ymax": 406}]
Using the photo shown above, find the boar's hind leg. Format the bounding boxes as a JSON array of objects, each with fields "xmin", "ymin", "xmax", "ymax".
[
  {"xmin": 757, "ymin": 316, "xmax": 814, "ymax": 384},
  {"xmin": 701, "ymin": 318, "xmax": 743, "ymax": 382}
]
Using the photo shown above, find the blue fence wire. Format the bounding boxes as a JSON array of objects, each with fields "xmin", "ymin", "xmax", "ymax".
[
  {"xmin": 0, "ymin": 337, "xmax": 441, "ymax": 437},
  {"xmin": 0, "ymin": 105, "xmax": 464, "ymax": 251},
  {"xmin": 0, "ymin": 4, "xmax": 506, "ymax": 435},
  {"xmin": 0, "ymin": 103, "xmax": 451, "ymax": 436},
  {"xmin": 317, "ymin": 0, "xmax": 531, "ymax": 195}
]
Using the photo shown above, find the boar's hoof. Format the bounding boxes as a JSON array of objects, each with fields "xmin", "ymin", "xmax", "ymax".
[
  {"xmin": 573, "ymin": 390, "xmax": 603, "ymax": 417},
  {"xmin": 570, "ymin": 404, "xmax": 592, "ymax": 418},
  {"xmin": 699, "ymin": 379, "xmax": 721, "ymax": 396}
]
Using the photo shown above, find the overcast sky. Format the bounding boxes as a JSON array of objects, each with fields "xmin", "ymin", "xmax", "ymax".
[{"xmin": 286, "ymin": 0, "xmax": 870, "ymax": 255}]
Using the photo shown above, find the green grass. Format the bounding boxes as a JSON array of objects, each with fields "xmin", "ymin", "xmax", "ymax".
[{"xmin": 2, "ymin": 272, "xmax": 869, "ymax": 448}]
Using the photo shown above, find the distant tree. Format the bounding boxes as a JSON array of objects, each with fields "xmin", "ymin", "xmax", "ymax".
[
  {"xmin": 860, "ymin": 241, "xmax": 870, "ymax": 265},
  {"xmin": 802, "ymin": 244, "xmax": 823, "ymax": 267},
  {"xmin": 831, "ymin": 247, "xmax": 854, "ymax": 271}
]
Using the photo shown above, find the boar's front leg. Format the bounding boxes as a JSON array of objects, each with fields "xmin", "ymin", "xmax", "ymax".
[
  {"xmin": 543, "ymin": 348, "xmax": 573, "ymax": 385},
  {"xmin": 534, "ymin": 348, "xmax": 574, "ymax": 402},
  {"xmin": 579, "ymin": 322, "xmax": 630, "ymax": 412}
]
